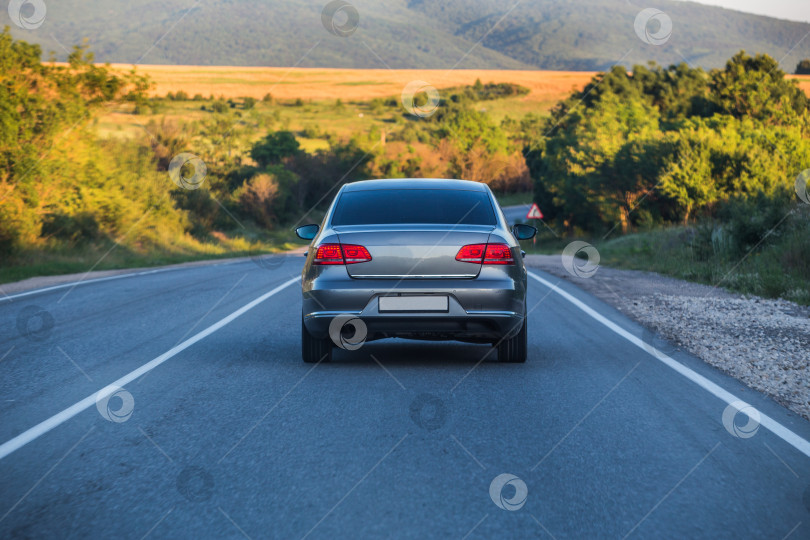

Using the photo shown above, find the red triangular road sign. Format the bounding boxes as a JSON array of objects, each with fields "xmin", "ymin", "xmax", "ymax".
[{"xmin": 526, "ymin": 203, "xmax": 544, "ymax": 219}]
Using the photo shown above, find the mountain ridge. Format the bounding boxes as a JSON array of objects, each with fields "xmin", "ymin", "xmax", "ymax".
[{"xmin": 5, "ymin": 0, "xmax": 810, "ymax": 71}]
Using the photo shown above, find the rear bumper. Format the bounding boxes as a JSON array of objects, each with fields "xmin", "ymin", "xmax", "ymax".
[
  {"xmin": 304, "ymin": 311, "xmax": 523, "ymax": 342},
  {"xmin": 302, "ymin": 272, "xmax": 526, "ymax": 342}
]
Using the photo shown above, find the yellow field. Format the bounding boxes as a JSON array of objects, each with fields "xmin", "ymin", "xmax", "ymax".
[
  {"xmin": 89, "ymin": 66, "xmax": 810, "ymax": 143},
  {"xmin": 104, "ymin": 64, "xmax": 599, "ymax": 102},
  {"xmin": 101, "ymin": 65, "xmax": 810, "ymax": 101},
  {"xmin": 793, "ymin": 75, "xmax": 810, "ymax": 96}
]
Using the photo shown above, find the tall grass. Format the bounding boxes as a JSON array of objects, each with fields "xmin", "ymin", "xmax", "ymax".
[{"xmin": 524, "ymin": 203, "xmax": 810, "ymax": 305}]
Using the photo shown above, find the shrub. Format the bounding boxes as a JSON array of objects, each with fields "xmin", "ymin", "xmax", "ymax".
[
  {"xmin": 210, "ymin": 100, "xmax": 228, "ymax": 113},
  {"xmin": 250, "ymin": 131, "xmax": 301, "ymax": 168},
  {"xmin": 40, "ymin": 213, "xmax": 101, "ymax": 244},
  {"xmin": 718, "ymin": 193, "xmax": 793, "ymax": 257},
  {"xmin": 301, "ymin": 125, "xmax": 321, "ymax": 139},
  {"xmin": 144, "ymin": 118, "xmax": 190, "ymax": 170},
  {"xmin": 171, "ymin": 188, "xmax": 219, "ymax": 235},
  {"xmin": 236, "ymin": 174, "xmax": 280, "ymax": 228}
]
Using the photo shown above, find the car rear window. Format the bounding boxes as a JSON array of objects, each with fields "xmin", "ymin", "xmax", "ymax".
[{"xmin": 331, "ymin": 189, "xmax": 497, "ymax": 226}]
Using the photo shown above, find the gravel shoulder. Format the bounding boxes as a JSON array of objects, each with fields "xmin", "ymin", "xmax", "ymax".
[{"xmin": 525, "ymin": 254, "xmax": 810, "ymax": 420}]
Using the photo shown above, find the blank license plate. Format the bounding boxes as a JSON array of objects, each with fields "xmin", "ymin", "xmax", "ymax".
[{"xmin": 379, "ymin": 295, "xmax": 449, "ymax": 312}]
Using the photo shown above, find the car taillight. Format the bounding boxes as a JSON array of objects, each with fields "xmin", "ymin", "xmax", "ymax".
[
  {"xmin": 341, "ymin": 244, "xmax": 372, "ymax": 264},
  {"xmin": 313, "ymin": 243, "xmax": 372, "ymax": 265},
  {"xmin": 455, "ymin": 243, "xmax": 514, "ymax": 265},
  {"xmin": 455, "ymin": 244, "xmax": 486, "ymax": 263},
  {"xmin": 483, "ymin": 243, "xmax": 514, "ymax": 264}
]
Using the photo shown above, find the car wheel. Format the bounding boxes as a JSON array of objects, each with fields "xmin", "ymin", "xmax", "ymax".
[
  {"xmin": 497, "ymin": 317, "xmax": 527, "ymax": 363},
  {"xmin": 302, "ymin": 316, "xmax": 332, "ymax": 363}
]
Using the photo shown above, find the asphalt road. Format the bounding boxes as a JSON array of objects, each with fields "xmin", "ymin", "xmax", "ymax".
[{"xmin": 1, "ymin": 254, "xmax": 809, "ymax": 539}]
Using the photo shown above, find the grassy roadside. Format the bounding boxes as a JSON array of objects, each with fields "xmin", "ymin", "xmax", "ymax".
[
  {"xmin": 6, "ymin": 187, "xmax": 805, "ymax": 307},
  {"xmin": 0, "ymin": 228, "xmax": 308, "ymax": 285},
  {"xmin": 2, "ymin": 192, "xmax": 532, "ymax": 286},
  {"xmin": 520, "ymin": 209, "xmax": 810, "ymax": 306}
]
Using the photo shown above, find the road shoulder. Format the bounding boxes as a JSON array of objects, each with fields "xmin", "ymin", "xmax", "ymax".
[
  {"xmin": 0, "ymin": 248, "xmax": 308, "ymax": 296},
  {"xmin": 524, "ymin": 254, "xmax": 810, "ymax": 420}
]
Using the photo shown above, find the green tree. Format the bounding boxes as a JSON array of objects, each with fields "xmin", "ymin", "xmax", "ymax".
[
  {"xmin": 527, "ymin": 51, "xmax": 810, "ymax": 235},
  {"xmin": 250, "ymin": 131, "xmax": 301, "ymax": 168},
  {"xmin": 435, "ymin": 107, "xmax": 508, "ymax": 154},
  {"xmin": 528, "ymin": 90, "xmax": 660, "ymax": 232},
  {"xmin": 711, "ymin": 51, "xmax": 809, "ymax": 124},
  {"xmin": 0, "ymin": 28, "xmax": 149, "ymax": 254},
  {"xmin": 287, "ymin": 138, "xmax": 372, "ymax": 209}
]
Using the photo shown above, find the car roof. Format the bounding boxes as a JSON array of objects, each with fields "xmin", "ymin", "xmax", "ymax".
[{"xmin": 342, "ymin": 178, "xmax": 489, "ymax": 192}]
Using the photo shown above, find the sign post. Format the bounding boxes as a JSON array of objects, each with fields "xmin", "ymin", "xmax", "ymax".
[
  {"xmin": 526, "ymin": 203, "xmax": 543, "ymax": 245},
  {"xmin": 526, "ymin": 203, "xmax": 543, "ymax": 220}
]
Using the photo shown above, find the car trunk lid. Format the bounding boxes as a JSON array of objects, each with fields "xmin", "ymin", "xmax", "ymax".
[{"xmin": 334, "ymin": 225, "xmax": 493, "ymax": 279}]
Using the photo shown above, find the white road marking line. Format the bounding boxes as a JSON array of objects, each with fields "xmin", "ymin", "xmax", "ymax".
[
  {"xmin": 0, "ymin": 276, "xmax": 299, "ymax": 461},
  {"xmin": 0, "ymin": 269, "xmax": 166, "ymax": 303},
  {"xmin": 0, "ymin": 258, "xmax": 256, "ymax": 303},
  {"xmin": 527, "ymin": 271, "xmax": 810, "ymax": 459}
]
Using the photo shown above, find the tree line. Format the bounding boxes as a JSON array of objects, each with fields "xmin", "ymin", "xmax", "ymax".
[
  {"xmin": 1, "ymin": 24, "xmax": 808, "ymax": 270},
  {"xmin": 526, "ymin": 52, "xmax": 810, "ymax": 235}
]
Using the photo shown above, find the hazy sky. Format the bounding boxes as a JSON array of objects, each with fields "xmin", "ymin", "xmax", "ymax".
[{"xmin": 676, "ymin": 0, "xmax": 810, "ymax": 23}]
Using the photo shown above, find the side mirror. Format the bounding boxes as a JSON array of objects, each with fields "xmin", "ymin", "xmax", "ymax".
[
  {"xmin": 295, "ymin": 224, "xmax": 320, "ymax": 240},
  {"xmin": 512, "ymin": 223, "xmax": 537, "ymax": 240}
]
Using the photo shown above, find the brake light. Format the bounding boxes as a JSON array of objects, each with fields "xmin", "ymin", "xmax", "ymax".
[
  {"xmin": 455, "ymin": 243, "xmax": 514, "ymax": 265},
  {"xmin": 313, "ymin": 243, "xmax": 372, "ymax": 265},
  {"xmin": 483, "ymin": 243, "xmax": 514, "ymax": 264},
  {"xmin": 455, "ymin": 244, "xmax": 486, "ymax": 263},
  {"xmin": 342, "ymin": 244, "xmax": 372, "ymax": 264},
  {"xmin": 314, "ymin": 243, "xmax": 344, "ymax": 265}
]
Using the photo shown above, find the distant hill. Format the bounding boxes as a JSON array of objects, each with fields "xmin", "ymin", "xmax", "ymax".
[{"xmin": 5, "ymin": 0, "xmax": 810, "ymax": 71}]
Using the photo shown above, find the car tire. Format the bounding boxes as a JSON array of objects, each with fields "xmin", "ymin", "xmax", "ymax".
[
  {"xmin": 497, "ymin": 316, "xmax": 527, "ymax": 363},
  {"xmin": 302, "ymin": 316, "xmax": 332, "ymax": 363}
]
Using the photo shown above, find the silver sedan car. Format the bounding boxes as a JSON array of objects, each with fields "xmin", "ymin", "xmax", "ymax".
[{"xmin": 295, "ymin": 179, "xmax": 537, "ymax": 363}]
